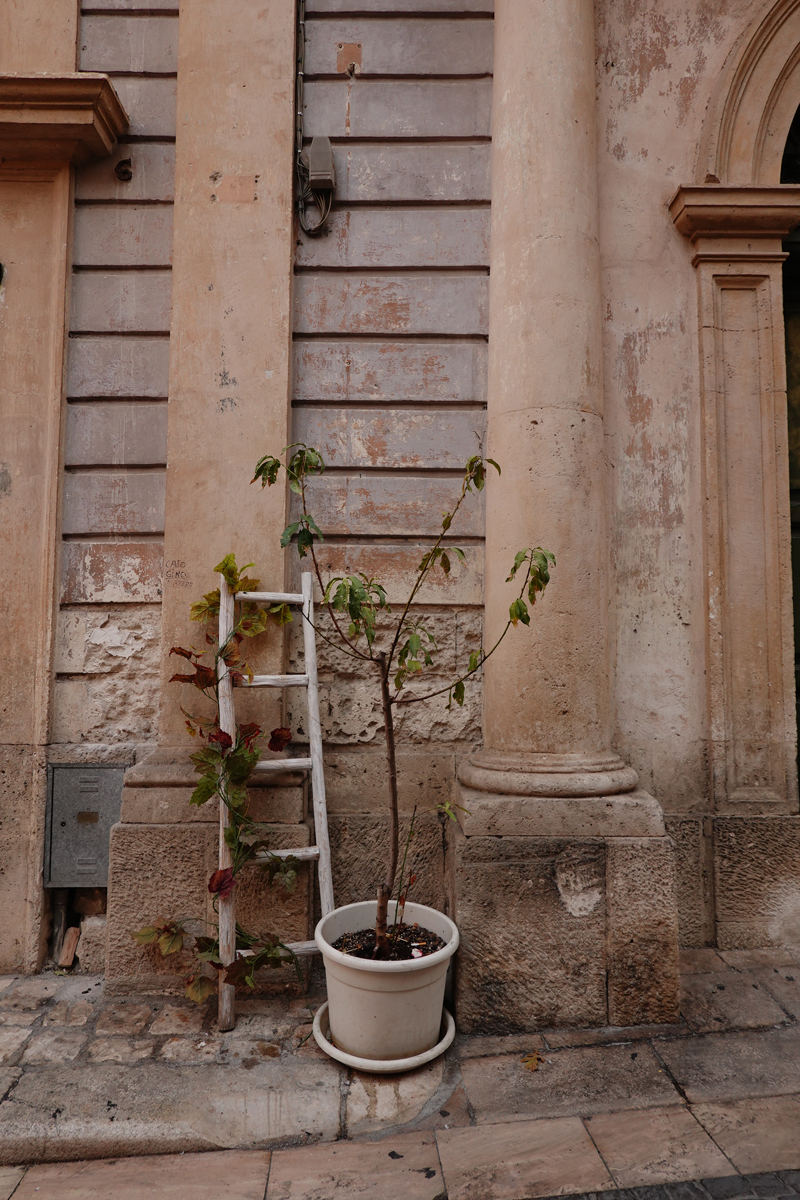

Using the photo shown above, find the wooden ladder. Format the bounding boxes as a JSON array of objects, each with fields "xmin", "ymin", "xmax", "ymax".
[{"xmin": 216, "ymin": 571, "xmax": 333, "ymax": 1030}]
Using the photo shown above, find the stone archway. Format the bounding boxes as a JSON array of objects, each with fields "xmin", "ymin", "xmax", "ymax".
[{"xmin": 700, "ymin": 0, "xmax": 800, "ymax": 186}]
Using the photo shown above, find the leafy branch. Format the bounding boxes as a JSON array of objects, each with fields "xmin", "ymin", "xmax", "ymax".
[{"xmin": 252, "ymin": 444, "xmax": 555, "ymax": 955}]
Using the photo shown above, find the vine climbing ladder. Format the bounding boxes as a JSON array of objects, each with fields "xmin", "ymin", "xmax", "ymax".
[{"xmin": 216, "ymin": 571, "xmax": 334, "ymax": 1030}]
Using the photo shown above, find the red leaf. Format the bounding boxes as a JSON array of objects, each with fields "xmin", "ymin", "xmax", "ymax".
[
  {"xmin": 170, "ymin": 673, "xmax": 196, "ymax": 685},
  {"xmin": 223, "ymin": 957, "xmax": 252, "ymax": 987},
  {"xmin": 170, "ymin": 646, "xmax": 198, "ymax": 661},
  {"xmin": 208, "ymin": 867, "xmax": 235, "ymax": 899},
  {"xmin": 238, "ymin": 722, "xmax": 261, "ymax": 750},
  {"xmin": 268, "ymin": 727, "xmax": 292, "ymax": 752},
  {"xmin": 208, "ymin": 729, "xmax": 233, "ymax": 750},
  {"xmin": 193, "ymin": 664, "xmax": 217, "ymax": 689}
]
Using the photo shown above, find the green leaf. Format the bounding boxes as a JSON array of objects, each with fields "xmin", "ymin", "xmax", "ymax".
[
  {"xmin": 440, "ymin": 552, "xmax": 451, "ymax": 574},
  {"xmin": 509, "ymin": 598, "xmax": 530, "ymax": 627},
  {"xmin": 468, "ymin": 650, "xmax": 480, "ymax": 673},
  {"xmin": 158, "ymin": 929, "xmax": 184, "ymax": 956},
  {"xmin": 506, "ymin": 549, "xmax": 529, "ymax": 582},
  {"xmin": 453, "ymin": 680, "xmax": 465, "ymax": 706},
  {"xmin": 486, "ymin": 458, "xmax": 501, "ymax": 476},
  {"xmin": 280, "ymin": 521, "xmax": 301, "ymax": 548},
  {"xmin": 296, "ymin": 528, "xmax": 314, "ymax": 557},
  {"xmin": 131, "ymin": 925, "xmax": 159, "ymax": 946},
  {"xmin": 190, "ymin": 744, "xmax": 222, "ymax": 774},
  {"xmin": 190, "ymin": 774, "xmax": 219, "ymax": 807},
  {"xmin": 237, "ymin": 604, "xmax": 269, "ymax": 638},
  {"xmin": 214, "ymin": 553, "xmax": 242, "ymax": 592},
  {"xmin": 251, "ymin": 454, "xmax": 282, "ymax": 489},
  {"xmin": 190, "ymin": 589, "xmax": 221, "ymax": 623},
  {"xmin": 270, "ymin": 603, "xmax": 293, "ymax": 626}
]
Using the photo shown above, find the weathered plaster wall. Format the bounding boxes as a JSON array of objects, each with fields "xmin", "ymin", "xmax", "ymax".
[{"xmin": 596, "ymin": 0, "xmax": 798, "ymax": 943}]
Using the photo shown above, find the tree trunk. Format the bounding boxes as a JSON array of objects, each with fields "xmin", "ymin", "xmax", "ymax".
[{"xmin": 375, "ymin": 653, "xmax": 399, "ymax": 953}]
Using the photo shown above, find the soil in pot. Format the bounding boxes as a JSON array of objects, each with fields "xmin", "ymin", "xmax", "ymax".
[{"xmin": 332, "ymin": 922, "xmax": 446, "ymax": 961}]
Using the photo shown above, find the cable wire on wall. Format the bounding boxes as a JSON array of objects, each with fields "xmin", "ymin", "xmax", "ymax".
[{"xmin": 296, "ymin": 0, "xmax": 333, "ymax": 236}]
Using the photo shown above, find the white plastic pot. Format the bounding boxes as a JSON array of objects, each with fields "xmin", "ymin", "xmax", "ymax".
[{"xmin": 314, "ymin": 899, "xmax": 459, "ymax": 1063}]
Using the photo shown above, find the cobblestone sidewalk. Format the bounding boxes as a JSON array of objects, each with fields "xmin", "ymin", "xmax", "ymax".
[{"xmin": 0, "ymin": 946, "xmax": 799, "ymax": 1196}]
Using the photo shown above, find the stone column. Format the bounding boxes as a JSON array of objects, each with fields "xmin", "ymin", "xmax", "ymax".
[
  {"xmin": 463, "ymin": 0, "xmax": 641, "ymax": 806},
  {"xmin": 106, "ymin": 0, "xmax": 310, "ymax": 993},
  {"xmin": 454, "ymin": 0, "xmax": 679, "ymax": 1031}
]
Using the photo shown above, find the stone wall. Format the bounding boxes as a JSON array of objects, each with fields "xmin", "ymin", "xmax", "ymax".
[{"xmin": 53, "ymin": 0, "xmax": 177, "ymax": 766}]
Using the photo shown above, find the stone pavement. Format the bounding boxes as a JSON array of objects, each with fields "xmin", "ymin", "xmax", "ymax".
[{"xmin": 0, "ymin": 946, "xmax": 799, "ymax": 1198}]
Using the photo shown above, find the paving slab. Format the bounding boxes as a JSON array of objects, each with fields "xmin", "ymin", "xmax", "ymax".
[
  {"xmin": 87, "ymin": 1038, "xmax": 154, "ymax": 1063},
  {"xmin": 0, "ymin": 1012, "xmax": 37, "ymax": 1027},
  {"xmin": 21, "ymin": 1031, "xmax": 86, "ymax": 1064},
  {"xmin": 16, "ymin": 1149, "xmax": 271, "ymax": 1199},
  {"xmin": 267, "ymin": 1131, "xmax": 444, "ymax": 1199},
  {"xmin": 460, "ymin": 1043, "xmax": 681, "ymax": 1123},
  {"xmin": 655, "ymin": 1027, "xmax": 800, "ymax": 1103},
  {"xmin": 436, "ymin": 1115, "xmax": 614, "ymax": 1200},
  {"xmin": 583, "ymin": 1105, "xmax": 733, "ymax": 1186},
  {"xmin": 691, "ymin": 1095, "xmax": 800, "ymax": 1175},
  {"xmin": 149, "ymin": 1006, "xmax": 205, "ymax": 1035},
  {"xmin": 459, "ymin": 1033, "xmax": 546, "ymax": 1059},
  {"xmin": 753, "ymin": 968, "xmax": 800, "ymax": 1018},
  {"xmin": 346, "ymin": 1058, "xmax": 446, "ymax": 1134},
  {"xmin": 680, "ymin": 950, "xmax": 730, "ymax": 974},
  {"xmin": 95, "ymin": 1004, "xmax": 152, "ymax": 1037},
  {"xmin": 680, "ymin": 973, "xmax": 786, "ymax": 1033},
  {"xmin": 158, "ymin": 1036, "xmax": 221, "ymax": 1063},
  {"xmin": 5, "ymin": 977, "xmax": 65, "ymax": 1002},
  {"xmin": 0, "ymin": 1059, "xmax": 343, "ymax": 1164},
  {"xmin": 0, "ymin": 1027, "xmax": 31, "ymax": 1064},
  {"xmin": 0, "ymin": 1167, "xmax": 24, "ymax": 1200},
  {"xmin": 43, "ymin": 1001, "xmax": 94, "ymax": 1028}
]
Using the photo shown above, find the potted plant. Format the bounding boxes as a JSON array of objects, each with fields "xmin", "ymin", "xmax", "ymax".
[
  {"xmin": 134, "ymin": 447, "xmax": 553, "ymax": 1067},
  {"xmin": 249, "ymin": 445, "xmax": 555, "ymax": 1067}
]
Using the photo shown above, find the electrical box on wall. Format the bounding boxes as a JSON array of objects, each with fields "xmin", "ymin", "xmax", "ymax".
[{"xmin": 44, "ymin": 765, "xmax": 126, "ymax": 888}]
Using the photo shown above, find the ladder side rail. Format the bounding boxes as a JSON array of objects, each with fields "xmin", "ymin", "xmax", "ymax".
[
  {"xmin": 216, "ymin": 576, "xmax": 237, "ymax": 1031},
  {"xmin": 302, "ymin": 572, "xmax": 335, "ymax": 916}
]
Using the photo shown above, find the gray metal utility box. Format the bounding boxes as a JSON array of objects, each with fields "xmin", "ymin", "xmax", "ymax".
[{"xmin": 44, "ymin": 765, "xmax": 125, "ymax": 888}]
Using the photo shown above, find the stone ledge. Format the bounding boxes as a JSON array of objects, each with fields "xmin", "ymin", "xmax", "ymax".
[
  {"xmin": 458, "ymin": 786, "xmax": 665, "ymax": 838},
  {"xmin": 0, "ymin": 74, "xmax": 128, "ymax": 162}
]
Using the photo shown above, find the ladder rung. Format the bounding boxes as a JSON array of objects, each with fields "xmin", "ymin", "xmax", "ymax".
[
  {"xmin": 236, "ymin": 591, "xmax": 304, "ymax": 604},
  {"xmin": 253, "ymin": 846, "xmax": 320, "ymax": 862},
  {"xmin": 239, "ymin": 674, "xmax": 309, "ymax": 688},
  {"xmin": 284, "ymin": 940, "xmax": 319, "ymax": 956},
  {"xmin": 252, "ymin": 757, "xmax": 312, "ymax": 772}
]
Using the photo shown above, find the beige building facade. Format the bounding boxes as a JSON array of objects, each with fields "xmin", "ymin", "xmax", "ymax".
[{"xmin": 3, "ymin": 0, "xmax": 800, "ymax": 1032}]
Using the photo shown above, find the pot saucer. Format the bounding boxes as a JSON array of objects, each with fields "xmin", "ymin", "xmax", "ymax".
[{"xmin": 312, "ymin": 1001, "xmax": 456, "ymax": 1074}]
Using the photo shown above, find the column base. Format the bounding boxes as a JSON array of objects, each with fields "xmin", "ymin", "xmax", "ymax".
[
  {"xmin": 461, "ymin": 749, "xmax": 640, "ymax": 797},
  {"xmin": 453, "ymin": 756, "xmax": 680, "ymax": 1032}
]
